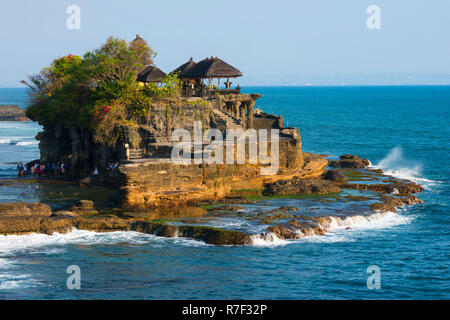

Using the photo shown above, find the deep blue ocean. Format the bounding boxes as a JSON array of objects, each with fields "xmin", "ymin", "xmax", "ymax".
[{"xmin": 0, "ymin": 86, "xmax": 448, "ymax": 299}]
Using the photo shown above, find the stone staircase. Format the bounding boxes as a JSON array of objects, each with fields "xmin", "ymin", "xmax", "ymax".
[{"xmin": 212, "ymin": 108, "xmax": 243, "ymax": 129}]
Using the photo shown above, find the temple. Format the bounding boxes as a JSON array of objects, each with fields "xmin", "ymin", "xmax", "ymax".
[{"xmin": 36, "ymin": 35, "xmax": 314, "ymax": 208}]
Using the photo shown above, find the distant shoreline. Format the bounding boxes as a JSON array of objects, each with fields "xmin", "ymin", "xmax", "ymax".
[
  {"xmin": 1, "ymin": 84, "xmax": 450, "ymax": 90},
  {"xmin": 0, "ymin": 105, "xmax": 28, "ymax": 121}
]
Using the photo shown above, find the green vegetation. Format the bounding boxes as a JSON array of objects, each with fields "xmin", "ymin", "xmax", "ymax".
[{"xmin": 23, "ymin": 36, "xmax": 181, "ymax": 147}]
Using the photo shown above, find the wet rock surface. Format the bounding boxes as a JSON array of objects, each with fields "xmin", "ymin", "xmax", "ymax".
[
  {"xmin": 0, "ymin": 156, "xmax": 425, "ymax": 245},
  {"xmin": 131, "ymin": 221, "xmax": 252, "ymax": 245},
  {"xmin": 0, "ymin": 202, "xmax": 52, "ymax": 217},
  {"xmin": 341, "ymin": 181, "xmax": 424, "ymax": 194},
  {"xmin": 263, "ymin": 178, "xmax": 341, "ymax": 195},
  {"xmin": 328, "ymin": 154, "xmax": 370, "ymax": 169},
  {"xmin": 323, "ymin": 169, "xmax": 348, "ymax": 183}
]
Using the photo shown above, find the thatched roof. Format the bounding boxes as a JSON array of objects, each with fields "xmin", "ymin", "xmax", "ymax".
[
  {"xmin": 130, "ymin": 34, "xmax": 147, "ymax": 47},
  {"xmin": 170, "ymin": 57, "xmax": 197, "ymax": 78},
  {"xmin": 137, "ymin": 66, "xmax": 167, "ymax": 82},
  {"xmin": 182, "ymin": 57, "xmax": 243, "ymax": 79}
]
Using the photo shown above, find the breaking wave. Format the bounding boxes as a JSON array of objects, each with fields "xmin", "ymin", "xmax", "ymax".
[
  {"xmin": 0, "ymin": 138, "xmax": 38, "ymax": 146},
  {"xmin": 372, "ymin": 146, "xmax": 438, "ymax": 189},
  {"xmin": 0, "ymin": 229, "xmax": 208, "ymax": 257},
  {"xmin": 16, "ymin": 141, "xmax": 38, "ymax": 146},
  {"xmin": 0, "ymin": 229, "xmax": 208, "ymax": 290},
  {"xmin": 250, "ymin": 233, "xmax": 291, "ymax": 247},
  {"xmin": 250, "ymin": 209, "xmax": 415, "ymax": 246}
]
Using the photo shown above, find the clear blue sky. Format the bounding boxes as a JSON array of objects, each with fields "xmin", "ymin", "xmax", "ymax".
[{"xmin": 0, "ymin": 0, "xmax": 449, "ymax": 86}]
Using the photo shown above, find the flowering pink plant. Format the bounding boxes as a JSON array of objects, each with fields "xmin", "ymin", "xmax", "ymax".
[{"xmin": 92, "ymin": 104, "xmax": 113, "ymax": 123}]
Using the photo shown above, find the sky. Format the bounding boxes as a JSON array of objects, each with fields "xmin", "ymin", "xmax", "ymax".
[{"xmin": 0, "ymin": 0, "xmax": 449, "ymax": 87}]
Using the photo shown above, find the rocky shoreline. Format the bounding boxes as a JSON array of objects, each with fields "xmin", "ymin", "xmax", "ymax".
[
  {"xmin": 0, "ymin": 154, "xmax": 424, "ymax": 245},
  {"xmin": 0, "ymin": 105, "xmax": 28, "ymax": 121}
]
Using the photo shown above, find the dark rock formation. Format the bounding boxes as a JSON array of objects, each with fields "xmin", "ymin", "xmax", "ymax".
[
  {"xmin": 370, "ymin": 195, "xmax": 423, "ymax": 212},
  {"xmin": 0, "ymin": 105, "xmax": 28, "ymax": 121},
  {"xmin": 267, "ymin": 222, "xmax": 326, "ymax": 239},
  {"xmin": 263, "ymin": 178, "xmax": 341, "ymax": 195},
  {"xmin": 37, "ymin": 124, "xmax": 120, "ymax": 178},
  {"xmin": 130, "ymin": 221, "xmax": 252, "ymax": 245},
  {"xmin": 323, "ymin": 169, "xmax": 348, "ymax": 183},
  {"xmin": 328, "ymin": 154, "xmax": 370, "ymax": 169},
  {"xmin": 342, "ymin": 181, "xmax": 424, "ymax": 194}
]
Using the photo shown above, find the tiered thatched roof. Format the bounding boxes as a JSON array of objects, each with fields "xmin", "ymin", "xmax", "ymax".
[
  {"xmin": 182, "ymin": 57, "xmax": 242, "ymax": 79},
  {"xmin": 137, "ymin": 66, "xmax": 167, "ymax": 82},
  {"xmin": 171, "ymin": 57, "xmax": 197, "ymax": 78},
  {"xmin": 130, "ymin": 34, "xmax": 147, "ymax": 47}
]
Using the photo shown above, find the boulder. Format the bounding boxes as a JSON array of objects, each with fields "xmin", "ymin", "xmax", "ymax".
[
  {"xmin": 267, "ymin": 221, "xmax": 326, "ymax": 239},
  {"xmin": 328, "ymin": 154, "xmax": 370, "ymax": 169},
  {"xmin": 370, "ymin": 195, "xmax": 423, "ymax": 212},
  {"xmin": 39, "ymin": 217, "xmax": 76, "ymax": 234},
  {"xmin": 323, "ymin": 170, "xmax": 348, "ymax": 183},
  {"xmin": 78, "ymin": 200, "xmax": 94, "ymax": 210}
]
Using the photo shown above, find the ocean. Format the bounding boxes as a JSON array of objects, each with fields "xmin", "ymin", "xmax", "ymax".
[{"xmin": 0, "ymin": 86, "xmax": 448, "ymax": 299}]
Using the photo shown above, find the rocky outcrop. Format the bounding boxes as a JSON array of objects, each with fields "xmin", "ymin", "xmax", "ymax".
[
  {"xmin": 0, "ymin": 202, "xmax": 52, "ymax": 217},
  {"xmin": 263, "ymin": 178, "xmax": 341, "ymax": 195},
  {"xmin": 341, "ymin": 181, "xmax": 424, "ymax": 194},
  {"xmin": 328, "ymin": 154, "xmax": 370, "ymax": 169},
  {"xmin": 267, "ymin": 221, "xmax": 326, "ymax": 239},
  {"xmin": 370, "ymin": 195, "xmax": 423, "ymax": 212},
  {"xmin": 0, "ymin": 105, "xmax": 28, "ymax": 121},
  {"xmin": 0, "ymin": 202, "xmax": 70, "ymax": 234},
  {"xmin": 130, "ymin": 221, "xmax": 252, "ymax": 245},
  {"xmin": 0, "ymin": 200, "xmax": 128, "ymax": 235},
  {"xmin": 323, "ymin": 169, "xmax": 348, "ymax": 183},
  {"xmin": 37, "ymin": 124, "xmax": 120, "ymax": 177}
]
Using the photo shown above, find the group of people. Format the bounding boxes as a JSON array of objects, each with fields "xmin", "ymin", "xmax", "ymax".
[
  {"xmin": 17, "ymin": 161, "xmax": 68, "ymax": 177},
  {"xmin": 16, "ymin": 162, "xmax": 29, "ymax": 176}
]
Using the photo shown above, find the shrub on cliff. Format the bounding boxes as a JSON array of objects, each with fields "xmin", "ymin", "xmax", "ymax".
[{"xmin": 23, "ymin": 36, "xmax": 180, "ymax": 145}]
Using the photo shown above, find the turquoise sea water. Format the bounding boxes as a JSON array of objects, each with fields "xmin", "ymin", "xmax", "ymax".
[{"xmin": 0, "ymin": 86, "xmax": 448, "ymax": 299}]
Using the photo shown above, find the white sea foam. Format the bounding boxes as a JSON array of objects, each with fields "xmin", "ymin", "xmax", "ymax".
[
  {"xmin": 0, "ymin": 138, "xmax": 15, "ymax": 144},
  {"xmin": 0, "ymin": 229, "xmax": 209, "ymax": 290},
  {"xmin": 0, "ymin": 229, "xmax": 209, "ymax": 256},
  {"xmin": 326, "ymin": 210, "xmax": 414, "ymax": 231},
  {"xmin": 0, "ymin": 279, "xmax": 36, "ymax": 290},
  {"xmin": 16, "ymin": 141, "xmax": 38, "ymax": 146},
  {"xmin": 249, "ymin": 209, "xmax": 415, "ymax": 246},
  {"xmin": 0, "ymin": 138, "xmax": 37, "ymax": 146},
  {"xmin": 250, "ymin": 233, "xmax": 291, "ymax": 247},
  {"xmin": 371, "ymin": 146, "xmax": 438, "ymax": 189}
]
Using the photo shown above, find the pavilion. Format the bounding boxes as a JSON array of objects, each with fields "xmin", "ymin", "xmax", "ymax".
[{"xmin": 172, "ymin": 56, "xmax": 243, "ymax": 97}]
